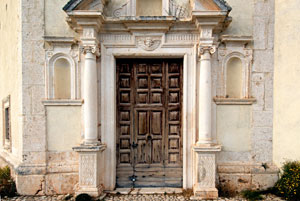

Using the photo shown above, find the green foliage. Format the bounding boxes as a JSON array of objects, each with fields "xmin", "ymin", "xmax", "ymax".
[
  {"xmin": 275, "ymin": 161, "xmax": 300, "ymax": 200},
  {"xmin": 241, "ymin": 189, "xmax": 264, "ymax": 201},
  {"xmin": 0, "ymin": 166, "xmax": 16, "ymax": 197}
]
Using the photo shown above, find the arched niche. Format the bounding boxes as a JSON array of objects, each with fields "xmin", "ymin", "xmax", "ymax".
[
  {"xmin": 47, "ymin": 53, "xmax": 77, "ymax": 100},
  {"xmin": 226, "ymin": 57, "xmax": 243, "ymax": 98},
  {"xmin": 54, "ymin": 58, "xmax": 71, "ymax": 99}
]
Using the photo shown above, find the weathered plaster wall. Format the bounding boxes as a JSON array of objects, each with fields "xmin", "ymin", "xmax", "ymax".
[
  {"xmin": 0, "ymin": 0, "xmax": 22, "ymax": 161},
  {"xmin": 217, "ymin": 106, "xmax": 251, "ymax": 152},
  {"xmin": 224, "ymin": 0, "xmax": 253, "ymax": 35},
  {"xmin": 47, "ymin": 106, "xmax": 81, "ymax": 151},
  {"xmin": 274, "ymin": 0, "xmax": 300, "ymax": 167},
  {"xmin": 45, "ymin": 0, "xmax": 75, "ymax": 37}
]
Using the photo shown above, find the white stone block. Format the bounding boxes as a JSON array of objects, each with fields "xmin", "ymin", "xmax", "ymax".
[
  {"xmin": 264, "ymin": 73, "xmax": 273, "ymax": 110},
  {"xmin": 253, "ymin": 111, "xmax": 273, "ymax": 127},
  {"xmin": 252, "ymin": 50, "xmax": 274, "ymax": 73},
  {"xmin": 253, "ymin": 16, "xmax": 267, "ymax": 50},
  {"xmin": 251, "ymin": 81, "xmax": 264, "ymax": 111}
]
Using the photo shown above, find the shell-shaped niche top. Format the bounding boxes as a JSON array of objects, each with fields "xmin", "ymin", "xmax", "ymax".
[{"xmin": 63, "ymin": 0, "xmax": 231, "ymax": 18}]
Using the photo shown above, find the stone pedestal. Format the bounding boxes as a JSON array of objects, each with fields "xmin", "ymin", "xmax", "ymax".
[
  {"xmin": 191, "ymin": 144, "xmax": 221, "ymax": 200},
  {"xmin": 73, "ymin": 144, "xmax": 106, "ymax": 197}
]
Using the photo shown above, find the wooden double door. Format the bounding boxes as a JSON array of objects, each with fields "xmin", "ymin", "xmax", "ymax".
[{"xmin": 116, "ymin": 59, "xmax": 183, "ymax": 188}]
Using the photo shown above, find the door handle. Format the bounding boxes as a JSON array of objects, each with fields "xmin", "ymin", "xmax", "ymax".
[
  {"xmin": 147, "ymin": 135, "xmax": 152, "ymax": 141},
  {"xmin": 131, "ymin": 142, "xmax": 138, "ymax": 148}
]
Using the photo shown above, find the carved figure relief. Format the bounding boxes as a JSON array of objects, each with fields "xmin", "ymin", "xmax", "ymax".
[
  {"xmin": 137, "ymin": 37, "xmax": 161, "ymax": 51},
  {"xmin": 198, "ymin": 154, "xmax": 215, "ymax": 188}
]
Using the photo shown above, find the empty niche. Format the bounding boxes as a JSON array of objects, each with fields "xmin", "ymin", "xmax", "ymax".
[
  {"xmin": 226, "ymin": 57, "xmax": 243, "ymax": 98},
  {"xmin": 54, "ymin": 58, "xmax": 71, "ymax": 99},
  {"xmin": 136, "ymin": 0, "xmax": 162, "ymax": 16}
]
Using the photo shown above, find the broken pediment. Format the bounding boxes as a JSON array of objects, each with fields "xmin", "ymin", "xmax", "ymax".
[
  {"xmin": 63, "ymin": 0, "xmax": 107, "ymax": 12},
  {"xmin": 64, "ymin": 0, "xmax": 231, "ymax": 17},
  {"xmin": 191, "ymin": 0, "xmax": 231, "ymax": 12}
]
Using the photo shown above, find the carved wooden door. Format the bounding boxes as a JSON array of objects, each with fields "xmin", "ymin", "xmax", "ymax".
[{"xmin": 116, "ymin": 59, "xmax": 183, "ymax": 188}]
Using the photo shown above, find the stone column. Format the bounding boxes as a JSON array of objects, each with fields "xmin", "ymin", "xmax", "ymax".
[
  {"xmin": 83, "ymin": 46, "xmax": 100, "ymax": 145},
  {"xmin": 192, "ymin": 44, "xmax": 221, "ymax": 200},
  {"xmin": 197, "ymin": 46, "xmax": 215, "ymax": 145},
  {"xmin": 73, "ymin": 44, "xmax": 106, "ymax": 197}
]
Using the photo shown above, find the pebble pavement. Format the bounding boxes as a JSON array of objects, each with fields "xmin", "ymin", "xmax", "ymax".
[{"xmin": 0, "ymin": 194, "xmax": 285, "ymax": 201}]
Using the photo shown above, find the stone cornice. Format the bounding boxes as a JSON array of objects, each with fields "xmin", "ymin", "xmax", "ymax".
[{"xmin": 66, "ymin": 11, "xmax": 104, "ymax": 33}]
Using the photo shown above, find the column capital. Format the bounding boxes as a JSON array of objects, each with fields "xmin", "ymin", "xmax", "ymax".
[
  {"xmin": 198, "ymin": 45, "xmax": 216, "ymax": 58},
  {"xmin": 80, "ymin": 44, "xmax": 101, "ymax": 57}
]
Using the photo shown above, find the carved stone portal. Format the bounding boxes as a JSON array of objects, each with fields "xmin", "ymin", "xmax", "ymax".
[
  {"xmin": 73, "ymin": 145, "xmax": 106, "ymax": 197},
  {"xmin": 191, "ymin": 144, "xmax": 221, "ymax": 200}
]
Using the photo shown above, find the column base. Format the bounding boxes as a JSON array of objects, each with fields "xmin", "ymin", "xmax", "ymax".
[
  {"xmin": 75, "ymin": 185, "xmax": 104, "ymax": 197},
  {"xmin": 190, "ymin": 187, "xmax": 218, "ymax": 200},
  {"xmin": 73, "ymin": 144, "xmax": 106, "ymax": 197},
  {"xmin": 192, "ymin": 144, "xmax": 221, "ymax": 200}
]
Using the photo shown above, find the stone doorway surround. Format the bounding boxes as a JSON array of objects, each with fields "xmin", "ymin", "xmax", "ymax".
[{"xmin": 64, "ymin": 0, "xmax": 231, "ymax": 199}]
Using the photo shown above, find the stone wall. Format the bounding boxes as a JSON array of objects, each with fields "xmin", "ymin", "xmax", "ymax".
[
  {"xmin": 216, "ymin": 0, "xmax": 276, "ymax": 193},
  {"xmin": 15, "ymin": 0, "xmax": 47, "ymax": 195},
  {"xmin": 274, "ymin": 0, "xmax": 300, "ymax": 166}
]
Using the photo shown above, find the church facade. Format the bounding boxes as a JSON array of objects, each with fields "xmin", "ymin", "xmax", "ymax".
[{"xmin": 0, "ymin": 0, "xmax": 298, "ymax": 199}]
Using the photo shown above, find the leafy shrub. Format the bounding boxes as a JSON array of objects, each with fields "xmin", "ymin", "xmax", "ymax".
[
  {"xmin": 0, "ymin": 166, "xmax": 16, "ymax": 197},
  {"xmin": 275, "ymin": 161, "xmax": 300, "ymax": 200}
]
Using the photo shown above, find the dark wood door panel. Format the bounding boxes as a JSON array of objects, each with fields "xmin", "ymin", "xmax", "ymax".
[{"xmin": 116, "ymin": 59, "xmax": 183, "ymax": 188}]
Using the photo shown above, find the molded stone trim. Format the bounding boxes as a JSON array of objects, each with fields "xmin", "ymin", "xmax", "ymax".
[
  {"xmin": 213, "ymin": 97, "xmax": 256, "ymax": 105},
  {"xmin": 42, "ymin": 100, "xmax": 83, "ymax": 106}
]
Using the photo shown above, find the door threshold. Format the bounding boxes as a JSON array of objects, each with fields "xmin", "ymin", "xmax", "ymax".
[{"xmin": 106, "ymin": 187, "xmax": 183, "ymax": 195}]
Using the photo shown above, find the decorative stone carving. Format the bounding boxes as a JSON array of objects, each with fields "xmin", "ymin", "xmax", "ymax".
[
  {"xmin": 113, "ymin": 1, "xmax": 129, "ymax": 18},
  {"xmin": 216, "ymin": 35, "xmax": 253, "ymax": 101},
  {"xmin": 80, "ymin": 154, "xmax": 96, "ymax": 186},
  {"xmin": 80, "ymin": 45, "xmax": 101, "ymax": 57},
  {"xmin": 100, "ymin": 34, "xmax": 132, "ymax": 43},
  {"xmin": 44, "ymin": 37, "xmax": 80, "ymax": 100},
  {"xmin": 166, "ymin": 33, "xmax": 199, "ymax": 42},
  {"xmin": 169, "ymin": 0, "xmax": 189, "ymax": 18},
  {"xmin": 198, "ymin": 45, "xmax": 216, "ymax": 56},
  {"xmin": 192, "ymin": 145, "xmax": 221, "ymax": 200},
  {"xmin": 73, "ymin": 145, "xmax": 106, "ymax": 197},
  {"xmin": 137, "ymin": 37, "xmax": 161, "ymax": 51},
  {"xmin": 197, "ymin": 154, "xmax": 215, "ymax": 187}
]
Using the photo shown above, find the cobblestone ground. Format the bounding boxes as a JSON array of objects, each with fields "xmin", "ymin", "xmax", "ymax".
[{"xmin": 0, "ymin": 194, "xmax": 285, "ymax": 201}]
